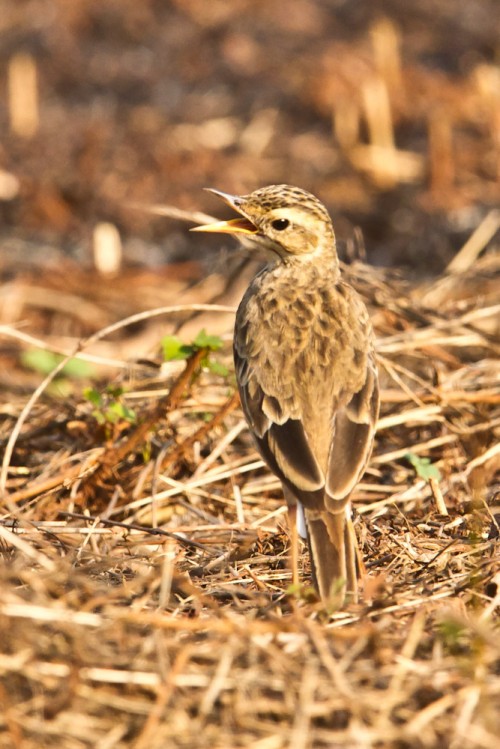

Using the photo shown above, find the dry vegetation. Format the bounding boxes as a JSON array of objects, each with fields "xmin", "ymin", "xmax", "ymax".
[{"xmin": 1, "ymin": 1, "xmax": 499, "ymax": 748}]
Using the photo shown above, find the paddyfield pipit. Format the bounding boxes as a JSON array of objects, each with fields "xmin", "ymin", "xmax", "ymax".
[{"xmin": 193, "ymin": 185, "xmax": 379, "ymax": 605}]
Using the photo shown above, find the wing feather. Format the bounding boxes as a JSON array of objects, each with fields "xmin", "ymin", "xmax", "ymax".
[
  {"xmin": 234, "ymin": 307, "xmax": 379, "ymax": 512},
  {"xmin": 326, "ymin": 356, "xmax": 379, "ymax": 504},
  {"xmin": 234, "ymin": 346, "xmax": 324, "ymax": 495}
]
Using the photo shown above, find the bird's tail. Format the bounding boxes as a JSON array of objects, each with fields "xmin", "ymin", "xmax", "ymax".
[{"xmin": 305, "ymin": 507, "xmax": 359, "ymax": 605}]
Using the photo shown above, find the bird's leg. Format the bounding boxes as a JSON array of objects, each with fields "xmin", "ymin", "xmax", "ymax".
[
  {"xmin": 287, "ymin": 502, "xmax": 300, "ymax": 589},
  {"xmin": 345, "ymin": 513, "xmax": 361, "ymax": 604}
]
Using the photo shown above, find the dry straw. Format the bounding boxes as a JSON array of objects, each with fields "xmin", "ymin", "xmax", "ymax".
[{"xmin": 0, "ymin": 230, "xmax": 498, "ymax": 747}]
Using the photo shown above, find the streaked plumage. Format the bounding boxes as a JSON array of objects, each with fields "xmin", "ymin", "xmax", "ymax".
[{"xmin": 193, "ymin": 185, "xmax": 379, "ymax": 605}]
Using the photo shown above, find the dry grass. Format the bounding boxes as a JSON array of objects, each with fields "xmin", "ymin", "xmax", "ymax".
[
  {"xmin": 1, "ymin": 2, "xmax": 500, "ymax": 745},
  {"xmin": 1, "ymin": 247, "xmax": 499, "ymax": 749}
]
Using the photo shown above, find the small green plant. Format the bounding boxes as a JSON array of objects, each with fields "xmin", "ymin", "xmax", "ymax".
[
  {"xmin": 21, "ymin": 349, "xmax": 95, "ymax": 395},
  {"xmin": 83, "ymin": 385, "xmax": 137, "ymax": 426},
  {"xmin": 161, "ymin": 329, "xmax": 228, "ymax": 377},
  {"xmin": 21, "ymin": 349, "xmax": 95, "ymax": 378},
  {"xmin": 405, "ymin": 452, "xmax": 441, "ymax": 481},
  {"xmin": 286, "ymin": 582, "xmax": 318, "ymax": 603},
  {"xmin": 437, "ymin": 617, "xmax": 468, "ymax": 650}
]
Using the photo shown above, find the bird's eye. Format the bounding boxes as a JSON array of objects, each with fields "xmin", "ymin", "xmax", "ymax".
[{"xmin": 271, "ymin": 218, "xmax": 290, "ymax": 231}]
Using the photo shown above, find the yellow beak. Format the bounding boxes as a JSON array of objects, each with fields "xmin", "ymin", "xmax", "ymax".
[
  {"xmin": 191, "ymin": 217, "xmax": 258, "ymax": 235},
  {"xmin": 190, "ymin": 188, "xmax": 258, "ymax": 235}
]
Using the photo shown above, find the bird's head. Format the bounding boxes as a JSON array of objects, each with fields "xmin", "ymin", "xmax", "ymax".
[{"xmin": 192, "ymin": 184, "xmax": 337, "ymax": 263}]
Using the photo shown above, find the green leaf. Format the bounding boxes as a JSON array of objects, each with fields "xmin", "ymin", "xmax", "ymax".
[
  {"xmin": 192, "ymin": 329, "xmax": 223, "ymax": 351},
  {"xmin": 161, "ymin": 336, "xmax": 193, "ymax": 361},
  {"xmin": 83, "ymin": 387, "xmax": 102, "ymax": 406},
  {"xmin": 106, "ymin": 401, "xmax": 136, "ymax": 424},
  {"xmin": 60, "ymin": 357, "xmax": 95, "ymax": 378},
  {"xmin": 21, "ymin": 349, "xmax": 60, "ymax": 375},
  {"xmin": 21, "ymin": 349, "xmax": 94, "ymax": 378},
  {"xmin": 142, "ymin": 441, "xmax": 152, "ymax": 463},
  {"xmin": 405, "ymin": 452, "xmax": 441, "ymax": 481},
  {"xmin": 91, "ymin": 409, "xmax": 106, "ymax": 425},
  {"xmin": 106, "ymin": 385, "xmax": 124, "ymax": 398},
  {"xmin": 121, "ymin": 404, "xmax": 137, "ymax": 423},
  {"xmin": 48, "ymin": 379, "xmax": 73, "ymax": 397},
  {"xmin": 285, "ymin": 583, "xmax": 317, "ymax": 602},
  {"xmin": 103, "ymin": 406, "xmax": 120, "ymax": 424},
  {"xmin": 207, "ymin": 359, "xmax": 229, "ymax": 377},
  {"xmin": 438, "ymin": 618, "xmax": 467, "ymax": 647}
]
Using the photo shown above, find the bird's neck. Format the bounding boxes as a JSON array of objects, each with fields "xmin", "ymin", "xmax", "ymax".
[
  {"xmin": 270, "ymin": 243, "xmax": 339, "ymax": 274},
  {"xmin": 262, "ymin": 249, "xmax": 340, "ymax": 287}
]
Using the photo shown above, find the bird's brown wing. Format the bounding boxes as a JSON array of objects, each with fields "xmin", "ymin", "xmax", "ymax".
[
  {"xmin": 325, "ymin": 353, "xmax": 379, "ymax": 508},
  {"xmin": 234, "ymin": 347, "xmax": 325, "ymax": 501},
  {"xmin": 235, "ymin": 345, "xmax": 379, "ymax": 511}
]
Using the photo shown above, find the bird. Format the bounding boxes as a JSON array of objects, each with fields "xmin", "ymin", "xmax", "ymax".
[{"xmin": 192, "ymin": 185, "xmax": 379, "ymax": 605}]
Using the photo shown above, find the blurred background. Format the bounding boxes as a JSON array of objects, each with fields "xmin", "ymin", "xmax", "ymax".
[
  {"xmin": 1, "ymin": 0, "xmax": 499, "ymax": 376},
  {"xmin": 2, "ymin": 0, "xmax": 499, "ymax": 265}
]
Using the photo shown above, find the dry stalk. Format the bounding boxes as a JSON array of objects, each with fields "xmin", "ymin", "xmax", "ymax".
[{"xmin": 80, "ymin": 347, "xmax": 207, "ymax": 506}]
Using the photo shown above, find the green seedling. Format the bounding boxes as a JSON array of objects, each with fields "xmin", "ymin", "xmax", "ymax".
[
  {"xmin": 405, "ymin": 452, "xmax": 441, "ymax": 481},
  {"xmin": 21, "ymin": 349, "xmax": 94, "ymax": 379},
  {"xmin": 83, "ymin": 385, "xmax": 136, "ymax": 426},
  {"xmin": 21, "ymin": 349, "xmax": 95, "ymax": 396},
  {"xmin": 161, "ymin": 329, "xmax": 228, "ymax": 377}
]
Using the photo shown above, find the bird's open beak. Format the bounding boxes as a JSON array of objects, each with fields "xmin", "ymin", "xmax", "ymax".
[
  {"xmin": 191, "ymin": 217, "xmax": 257, "ymax": 234},
  {"xmin": 191, "ymin": 189, "xmax": 258, "ymax": 235}
]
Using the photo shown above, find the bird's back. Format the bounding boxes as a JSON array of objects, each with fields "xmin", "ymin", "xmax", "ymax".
[{"xmin": 234, "ymin": 258, "xmax": 374, "ymax": 473}]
